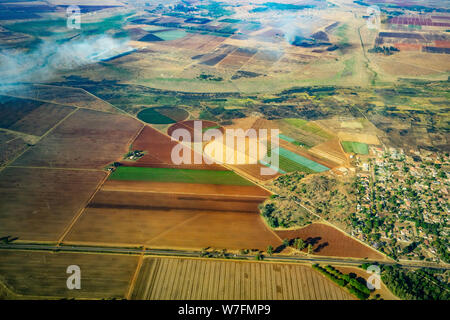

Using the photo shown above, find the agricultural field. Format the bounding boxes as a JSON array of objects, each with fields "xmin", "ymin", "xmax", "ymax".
[
  {"xmin": 66, "ymin": 208, "xmax": 282, "ymax": 250},
  {"xmin": 0, "ymin": 0, "xmax": 449, "ymax": 302},
  {"xmin": 131, "ymin": 257, "xmax": 355, "ymax": 300},
  {"xmin": 276, "ymin": 223, "xmax": 386, "ymax": 260},
  {"xmin": 0, "ymin": 95, "xmax": 76, "ymax": 136},
  {"xmin": 2, "ymin": 85, "xmax": 120, "ymax": 114},
  {"xmin": 0, "ymin": 251, "xmax": 138, "ymax": 299},
  {"xmin": 137, "ymin": 106, "xmax": 189, "ymax": 124},
  {"xmin": 12, "ymin": 108, "xmax": 143, "ymax": 169},
  {"xmin": 0, "ymin": 131, "xmax": 33, "ymax": 167},
  {"xmin": 0, "ymin": 167, "xmax": 106, "ymax": 242},
  {"xmin": 110, "ymin": 167, "xmax": 254, "ymax": 186},
  {"xmin": 341, "ymin": 141, "xmax": 369, "ymax": 155}
]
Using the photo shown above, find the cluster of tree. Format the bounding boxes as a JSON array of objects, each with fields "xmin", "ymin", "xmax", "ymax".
[
  {"xmin": 260, "ymin": 203, "xmax": 279, "ymax": 228},
  {"xmin": 313, "ymin": 264, "xmax": 371, "ymax": 300},
  {"xmin": 381, "ymin": 265, "xmax": 450, "ymax": 300},
  {"xmin": 431, "ymin": 238, "xmax": 450, "ymax": 264},
  {"xmin": 197, "ymin": 74, "xmax": 223, "ymax": 81},
  {"xmin": 199, "ymin": 106, "xmax": 245, "ymax": 123},
  {"xmin": 368, "ymin": 46, "xmax": 400, "ymax": 55}
]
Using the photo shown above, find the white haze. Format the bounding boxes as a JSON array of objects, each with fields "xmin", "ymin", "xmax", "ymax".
[{"xmin": 0, "ymin": 35, "xmax": 132, "ymax": 87}]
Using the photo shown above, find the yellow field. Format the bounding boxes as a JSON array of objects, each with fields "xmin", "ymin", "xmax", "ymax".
[
  {"xmin": 131, "ymin": 257, "xmax": 355, "ymax": 300},
  {"xmin": 0, "ymin": 250, "xmax": 139, "ymax": 299}
]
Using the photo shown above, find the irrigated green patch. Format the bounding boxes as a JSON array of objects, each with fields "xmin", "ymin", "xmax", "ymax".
[
  {"xmin": 137, "ymin": 107, "xmax": 188, "ymax": 124},
  {"xmin": 341, "ymin": 141, "xmax": 369, "ymax": 155},
  {"xmin": 154, "ymin": 30, "xmax": 187, "ymax": 41},
  {"xmin": 278, "ymin": 155, "xmax": 316, "ymax": 174},
  {"xmin": 110, "ymin": 167, "xmax": 254, "ymax": 186}
]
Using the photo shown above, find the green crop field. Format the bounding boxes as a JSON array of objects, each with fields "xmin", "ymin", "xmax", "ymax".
[
  {"xmin": 154, "ymin": 30, "xmax": 187, "ymax": 41},
  {"xmin": 110, "ymin": 167, "xmax": 255, "ymax": 186},
  {"xmin": 341, "ymin": 141, "xmax": 369, "ymax": 155},
  {"xmin": 275, "ymin": 147, "xmax": 329, "ymax": 172},
  {"xmin": 137, "ymin": 108, "xmax": 174, "ymax": 124},
  {"xmin": 278, "ymin": 155, "xmax": 316, "ymax": 174}
]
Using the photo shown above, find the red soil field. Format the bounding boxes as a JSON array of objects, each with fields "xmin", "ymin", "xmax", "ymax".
[
  {"xmin": 148, "ymin": 210, "xmax": 282, "ymax": 250},
  {"xmin": 66, "ymin": 207, "xmax": 282, "ymax": 250},
  {"xmin": 0, "ymin": 167, "xmax": 106, "ymax": 241},
  {"xmin": 89, "ymin": 190, "xmax": 265, "ymax": 213},
  {"xmin": 276, "ymin": 223, "xmax": 386, "ymax": 260},
  {"xmin": 102, "ymin": 180, "xmax": 270, "ymax": 197},
  {"xmin": 13, "ymin": 109, "xmax": 143, "ymax": 169},
  {"xmin": 393, "ymin": 43, "xmax": 422, "ymax": 51},
  {"xmin": 128, "ymin": 125, "xmax": 224, "ymax": 170},
  {"xmin": 434, "ymin": 40, "xmax": 450, "ymax": 48}
]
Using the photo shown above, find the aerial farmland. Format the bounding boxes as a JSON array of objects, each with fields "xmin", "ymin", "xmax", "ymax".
[{"xmin": 0, "ymin": 0, "xmax": 448, "ymax": 305}]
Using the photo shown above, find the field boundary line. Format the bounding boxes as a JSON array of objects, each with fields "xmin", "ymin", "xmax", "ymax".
[
  {"xmin": 0, "ymin": 92, "xmax": 121, "ymax": 116},
  {"xmin": 7, "ymin": 165, "xmax": 104, "ymax": 172},
  {"xmin": 0, "ymin": 107, "xmax": 79, "ymax": 174},
  {"xmin": 126, "ymin": 251, "xmax": 145, "ymax": 300},
  {"xmin": 27, "ymin": 83, "xmax": 130, "ymax": 115},
  {"xmin": 56, "ymin": 171, "xmax": 110, "ymax": 245},
  {"xmin": 145, "ymin": 213, "xmax": 203, "ymax": 246}
]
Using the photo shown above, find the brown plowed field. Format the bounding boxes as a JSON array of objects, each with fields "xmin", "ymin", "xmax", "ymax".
[
  {"xmin": 66, "ymin": 208, "xmax": 281, "ymax": 250},
  {"xmin": 129, "ymin": 125, "xmax": 224, "ymax": 170},
  {"xmin": 89, "ymin": 190, "xmax": 264, "ymax": 213},
  {"xmin": 309, "ymin": 138, "xmax": 348, "ymax": 166},
  {"xmin": 0, "ymin": 251, "xmax": 138, "ymax": 299},
  {"xmin": 0, "ymin": 96, "xmax": 76, "ymax": 136},
  {"xmin": 275, "ymin": 223, "xmax": 385, "ymax": 260},
  {"xmin": 0, "ymin": 167, "xmax": 106, "ymax": 242},
  {"xmin": 13, "ymin": 109, "xmax": 143, "ymax": 169},
  {"xmin": 102, "ymin": 180, "xmax": 270, "ymax": 197},
  {"xmin": 231, "ymin": 163, "xmax": 281, "ymax": 181},
  {"xmin": 131, "ymin": 257, "xmax": 354, "ymax": 300}
]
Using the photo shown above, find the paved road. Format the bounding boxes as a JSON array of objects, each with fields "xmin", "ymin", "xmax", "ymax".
[{"xmin": 0, "ymin": 243, "xmax": 448, "ymax": 271}]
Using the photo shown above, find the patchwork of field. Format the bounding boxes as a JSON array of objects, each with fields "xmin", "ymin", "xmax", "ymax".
[
  {"xmin": 275, "ymin": 223, "xmax": 386, "ymax": 260},
  {"xmin": 131, "ymin": 257, "xmax": 355, "ymax": 300},
  {"xmin": 126, "ymin": 125, "xmax": 224, "ymax": 170},
  {"xmin": 0, "ymin": 251, "xmax": 138, "ymax": 299},
  {"xmin": 63, "ymin": 118, "xmax": 276, "ymax": 250},
  {"xmin": 0, "ymin": 167, "xmax": 106, "ymax": 242},
  {"xmin": 12, "ymin": 109, "xmax": 143, "ymax": 169},
  {"xmin": 66, "ymin": 208, "xmax": 281, "ymax": 250}
]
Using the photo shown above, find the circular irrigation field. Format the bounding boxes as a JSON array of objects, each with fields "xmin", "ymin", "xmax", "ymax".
[{"xmin": 137, "ymin": 107, "xmax": 189, "ymax": 124}]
